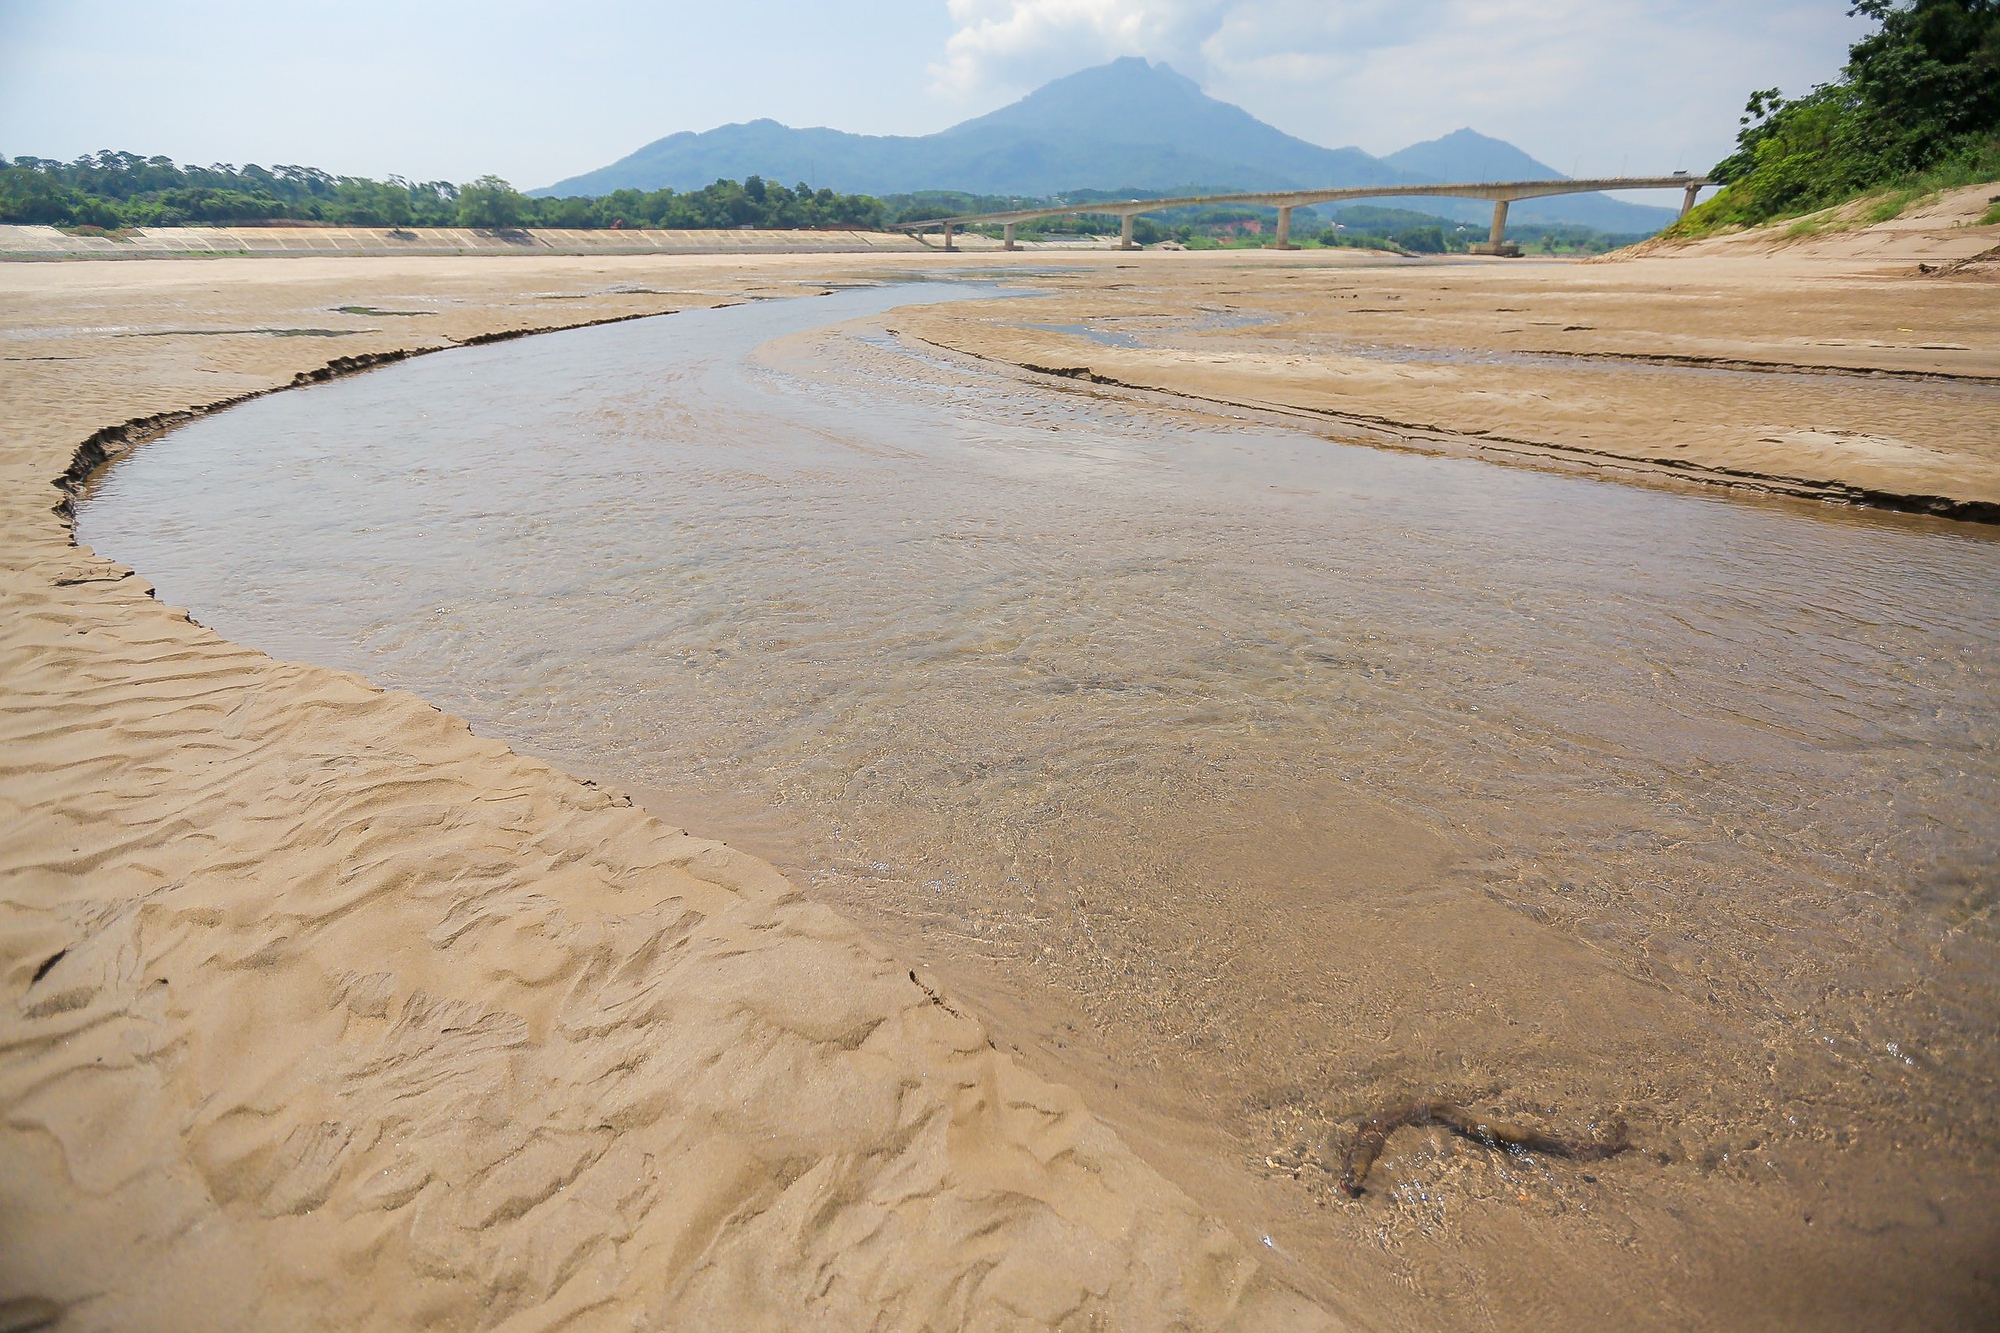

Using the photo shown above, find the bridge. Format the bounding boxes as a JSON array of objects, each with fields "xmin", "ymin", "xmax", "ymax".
[{"xmin": 896, "ymin": 176, "xmax": 1713, "ymax": 254}]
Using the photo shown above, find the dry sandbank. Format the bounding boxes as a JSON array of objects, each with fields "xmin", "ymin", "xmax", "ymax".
[
  {"xmin": 0, "ymin": 222, "xmax": 930, "ymax": 260},
  {"xmin": 4, "ymin": 218, "xmax": 1995, "ymax": 1327},
  {"xmin": 897, "ymin": 185, "xmax": 2000, "ymax": 522},
  {"xmin": 0, "ymin": 254, "xmax": 1335, "ymax": 1330}
]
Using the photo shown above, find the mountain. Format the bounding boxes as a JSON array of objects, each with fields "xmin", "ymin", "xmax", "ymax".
[
  {"xmin": 929, "ymin": 59, "xmax": 1397, "ymax": 192},
  {"xmin": 1383, "ymin": 129, "xmax": 1676, "ymax": 231},
  {"xmin": 538, "ymin": 59, "xmax": 1676, "ymax": 232},
  {"xmin": 540, "ymin": 58, "xmax": 1398, "ymax": 199}
]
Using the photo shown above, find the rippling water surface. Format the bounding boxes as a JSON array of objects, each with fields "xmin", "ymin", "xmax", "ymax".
[{"xmin": 81, "ymin": 281, "xmax": 2000, "ymax": 1324}]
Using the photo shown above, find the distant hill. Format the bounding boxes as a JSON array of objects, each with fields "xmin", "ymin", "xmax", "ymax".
[
  {"xmin": 928, "ymin": 59, "xmax": 1398, "ymax": 193},
  {"xmin": 540, "ymin": 59, "xmax": 1396, "ymax": 199},
  {"xmin": 1383, "ymin": 128, "xmax": 1676, "ymax": 231},
  {"xmin": 539, "ymin": 59, "xmax": 1677, "ymax": 232}
]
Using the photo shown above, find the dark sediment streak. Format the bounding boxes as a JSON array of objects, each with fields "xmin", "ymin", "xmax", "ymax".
[{"xmin": 1339, "ymin": 1100, "xmax": 1631, "ymax": 1197}]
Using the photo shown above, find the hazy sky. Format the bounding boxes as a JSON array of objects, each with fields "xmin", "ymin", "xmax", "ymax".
[{"xmin": 1, "ymin": 0, "xmax": 1867, "ymax": 189}]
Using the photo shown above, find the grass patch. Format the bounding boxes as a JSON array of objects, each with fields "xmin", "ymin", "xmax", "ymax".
[
  {"xmin": 1981, "ymin": 196, "xmax": 2000, "ymax": 226},
  {"xmin": 58, "ymin": 223, "xmax": 136, "ymax": 240},
  {"xmin": 1780, "ymin": 183, "xmax": 1939, "ymax": 239},
  {"xmin": 1861, "ymin": 187, "xmax": 1924, "ymax": 223},
  {"xmin": 1675, "ymin": 142, "xmax": 2000, "ymax": 242}
]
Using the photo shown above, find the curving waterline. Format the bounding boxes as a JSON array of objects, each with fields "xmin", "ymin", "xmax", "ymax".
[{"xmin": 70, "ymin": 278, "xmax": 2000, "ymax": 1320}]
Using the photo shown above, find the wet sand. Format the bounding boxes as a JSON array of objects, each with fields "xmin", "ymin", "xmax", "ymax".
[{"xmin": 5, "ymin": 220, "xmax": 1998, "ymax": 1329}]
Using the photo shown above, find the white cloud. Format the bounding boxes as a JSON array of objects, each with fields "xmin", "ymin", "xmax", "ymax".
[
  {"xmin": 933, "ymin": 0, "xmax": 1869, "ymax": 176},
  {"xmin": 932, "ymin": 0, "xmax": 1228, "ymax": 94}
]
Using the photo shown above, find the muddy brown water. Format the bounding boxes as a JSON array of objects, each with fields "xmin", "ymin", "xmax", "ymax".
[{"xmin": 80, "ymin": 282, "xmax": 2000, "ymax": 1328}]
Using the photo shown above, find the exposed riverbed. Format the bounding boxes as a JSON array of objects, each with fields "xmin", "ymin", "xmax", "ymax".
[{"xmin": 79, "ymin": 281, "xmax": 2000, "ymax": 1327}]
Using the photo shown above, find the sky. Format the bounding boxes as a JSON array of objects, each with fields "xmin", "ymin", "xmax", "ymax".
[{"xmin": 0, "ymin": 0, "xmax": 1868, "ymax": 190}]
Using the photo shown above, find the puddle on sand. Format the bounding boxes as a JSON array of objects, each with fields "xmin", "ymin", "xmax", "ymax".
[
  {"xmin": 81, "ymin": 283, "xmax": 2000, "ymax": 1328},
  {"xmin": 1014, "ymin": 306, "xmax": 1277, "ymax": 348}
]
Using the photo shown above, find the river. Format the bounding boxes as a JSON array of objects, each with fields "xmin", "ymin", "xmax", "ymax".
[{"xmin": 79, "ymin": 280, "xmax": 2000, "ymax": 1327}]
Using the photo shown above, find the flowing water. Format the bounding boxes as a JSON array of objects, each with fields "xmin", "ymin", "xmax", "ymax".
[{"xmin": 80, "ymin": 282, "xmax": 2000, "ymax": 1327}]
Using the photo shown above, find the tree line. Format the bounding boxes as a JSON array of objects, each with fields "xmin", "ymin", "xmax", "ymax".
[
  {"xmin": 1685, "ymin": 0, "xmax": 1999, "ymax": 232},
  {"xmin": 0, "ymin": 152, "xmax": 888, "ymax": 232}
]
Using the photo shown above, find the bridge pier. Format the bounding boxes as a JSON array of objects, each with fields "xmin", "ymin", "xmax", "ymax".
[
  {"xmin": 1119, "ymin": 215, "xmax": 1135, "ymax": 250},
  {"xmin": 942, "ymin": 222, "xmax": 956, "ymax": 252},
  {"xmin": 1003, "ymin": 222, "xmax": 1017, "ymax": 251},
  {"xmin": 1274, "ymin": 205, "xmax": 1294, "ymax": 249},
  {"xmin": 1681, "ymin": 182, "xmax": 1701, "ymax": 219},
  {"xmin": 1470, "ymin": 199, "xmax": 1520, "ymax": 256}
]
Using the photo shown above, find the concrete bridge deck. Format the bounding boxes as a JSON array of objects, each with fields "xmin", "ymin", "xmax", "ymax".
[{"xmin": 898, "ymin": 176, "xmax": 1714, "ymax": 253}]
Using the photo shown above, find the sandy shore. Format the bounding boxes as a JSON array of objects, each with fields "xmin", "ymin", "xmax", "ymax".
[
  {"xmin": 2, "ymin": 205, "xmax": 1993, "ymax": 1327},
  {"xmin": 0, "ymin": 254, "xmax": 1336, "ymax": 1330},
  {"xmin": 897, "ymin": 183, "xmax": 2000, "ymax": 520}
]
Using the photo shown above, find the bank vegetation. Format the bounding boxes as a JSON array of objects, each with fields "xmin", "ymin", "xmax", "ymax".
[{"xmin": 1676, "ymin": 0, "xmax": 2000, "ymax": 237}]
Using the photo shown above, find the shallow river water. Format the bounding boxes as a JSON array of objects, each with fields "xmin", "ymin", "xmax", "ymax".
[{"xmin": 81, "ymin": 281, "xmax": 2000, "ymax": 1327}]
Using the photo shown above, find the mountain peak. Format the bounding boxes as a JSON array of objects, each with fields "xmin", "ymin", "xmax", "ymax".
[
  {"xmin": 1098, "ymin": 54, "xmax": 1184, "ymax": 78},
  {"xmin": 940, "ymin": 57, "xmax": 1244, "ymax": 145},
  {"xmin": 1384, "ymin": 128, "xmax": 1564, "ymax": 183},
  {"xmin": 534, "ymin": 58, "xmax": 1675, "ymax": 231}
]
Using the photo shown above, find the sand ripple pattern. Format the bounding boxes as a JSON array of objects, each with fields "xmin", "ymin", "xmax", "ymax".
[{"xmin": 0, "ymin": 347, "xmax": 1331, "ymax": 1330}]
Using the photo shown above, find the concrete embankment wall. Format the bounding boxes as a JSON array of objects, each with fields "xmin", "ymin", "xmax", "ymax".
[{"xmin": 0, "ymin": 223, "xmax": 933, "ymax": 260}]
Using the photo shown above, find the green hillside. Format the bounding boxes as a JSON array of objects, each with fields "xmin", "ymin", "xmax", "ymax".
[{"xmin": 1676, "ymin": 0, "xmax": 2000, "ymax": 236}]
